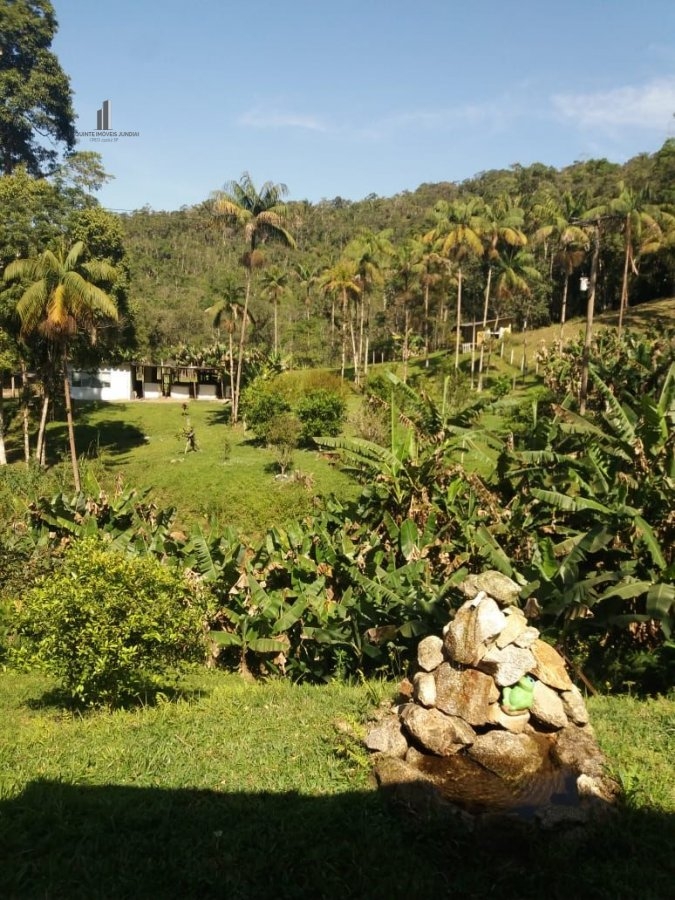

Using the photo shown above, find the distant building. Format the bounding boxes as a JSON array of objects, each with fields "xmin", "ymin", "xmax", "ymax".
[
  {"xmin": 70, "ymin": 366, "xmax": 134, "ymax": 401},
  {"xmin": 68, "ymin": 364, "xmax": 229, "ymax": 402}
]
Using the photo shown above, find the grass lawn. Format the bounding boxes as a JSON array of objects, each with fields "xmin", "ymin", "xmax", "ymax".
[
  {"xmin": 0, "ymin": 671, "xmax": 673, "ymax": 900},
  {"xmin": 0, "ymin": 399, "xmax": 359, "ymax": 538}
]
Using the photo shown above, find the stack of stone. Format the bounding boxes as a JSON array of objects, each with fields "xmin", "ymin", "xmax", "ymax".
[{"xmin": 365, "ymin": 572, "xmax": 617, "ymax": 828}]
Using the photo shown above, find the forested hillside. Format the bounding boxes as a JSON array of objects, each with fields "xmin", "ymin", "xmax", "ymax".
[{"xmin": 122, "ymin": 140, "xmax": 675, "ymax": 362}]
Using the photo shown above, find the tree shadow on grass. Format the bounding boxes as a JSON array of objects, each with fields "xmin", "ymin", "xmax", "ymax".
[
  {"xmin": 599, "ymin": 304, "xmax": 675, "ymax": 333},
  {"xmin": 46, "ymin": 405, "xmax": 147, "ymax": 465},
  {"xmin": 0, "ymin": 779, "xmax": 672, "ymax": 900},
  {"xmin": 204, "ymin": 406, "xmax": 232, "ymax": 427},
  {"xmin": 22, "ymin": 682, "xmax": 211, "ymax": 714}
]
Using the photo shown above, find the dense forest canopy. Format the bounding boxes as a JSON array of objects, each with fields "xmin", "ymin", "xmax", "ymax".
[{"xmin": 120, "ymin": 141, "xmax": 675, "ymax": 362}]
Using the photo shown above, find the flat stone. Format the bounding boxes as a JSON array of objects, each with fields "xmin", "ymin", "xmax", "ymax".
[
  {"xmin": 396, "ymin": 678, "xmax": 414, "ymax": 702},
  {"xmin": 552, "ymin": 725, "xmax": 606, "ymax": 780},
  {"xmin": 478, "ymin": 644, "xmax": 535, "ymax": 687},
  {"xmin": 530, "ymin": 640, "xmax": 574, "ymax": 691},
  {"xmin": 561, "ymin": 686, "xmax": 590, "ymax": 725},
  {"xmin": 373, "ymin": 755, "xmax": 430, "ymax": 788},
  {"xmin": 530, "ymin": 681, "xmax": 569, "ymax": 730},
  {"xmin": 417, "ymin": 635, "xmax": 444, "ymax": 671},
  {"xmin": 487, "ymin": 703, "xmax": 531, "ymax": 733},
  {"xmin": 364, "ymin": 716, "xmax": 409, "ymax": 758},
  {"xmin": 513, "ymin": 626, "xmax": 540, "ymax": 649},
  {"xmin": 460, "ymin": 571, "xmax": 522, "ymax": 605},
  {"xmin": 576, "ymin": 773, "xmax": 619, "ymax": 808},
  {"xmin": 467, "ymin": 731, "xmax": 547, "ymax": 781},
  {"xmin": 495, "ymin": 609, "xmax": 529, "ymax": 648},
  {"xmin": 435, "ymin": 664, "xmax": 499, "ymax": 726},
  {"xmin": 400, "ymin": 704, "xmax": 475, "ymax": 756},
  {"xmin": 405, "ymin": 745, "xmax": 426, "ymax": 766},
  {"xmin": 413, "ymin": 671, "xmax": 437, "ymax": 708},
  {"xmin": 444, "ymin": 595, "xmax": 507, "ymax": 666}
]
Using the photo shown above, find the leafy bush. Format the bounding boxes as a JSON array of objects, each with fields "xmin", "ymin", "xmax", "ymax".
[
  {"xmin": 276, "ymin": 369, "xmax": 346, "ymax": 402},
  {"xmin": 240, "ymin": 381, "xmax": 291, "ymax": 440},
  {"xmin": 12, "ymin": 539, "xmax": 209, "ymax": 706},
  {"xmin": 296, "ymin": 389, "xmax": 346, "ymax": 444},
  {"xmin": 265, "ymin": 412, "xmax": 302, "ymax": 474}
]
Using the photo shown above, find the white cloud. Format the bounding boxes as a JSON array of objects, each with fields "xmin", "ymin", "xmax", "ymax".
[
  {"xmin": 351, "ymin": 96, "xmax": 526, "ymax": 142},
  {"xmin": 552, "ymin": 77, "xmax": 675, "ymax": 129},
  {"xmin": 238, "ymin": 93, "xmax": 525, "ymax": 143},
  {"xmin": 238, "ymin": 108, "xmax": 328, "ymax": 132}
]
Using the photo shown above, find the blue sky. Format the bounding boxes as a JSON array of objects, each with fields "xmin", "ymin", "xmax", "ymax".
[{"xmin": 52, "ymin": 0, "xmax": 675, "ymax": 213}]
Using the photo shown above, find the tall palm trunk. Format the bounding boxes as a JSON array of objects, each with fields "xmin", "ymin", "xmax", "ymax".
[
  {"xmin": 477, "ymin": 266, "xmax": 492, "ymax": 392},
  {"xmin": 340, "ymin": 288, "xmax": 348, "ymax": 381},
  {"xmin": 21, "ymin": 361, "xmax": 30, "ymax": 465},
  {"xmin": 232, "ymin": 267, "xmax": 252, "ymax": 424},
  {"xmin": 618, "ymin": 215, "xmax": 632, "ymax": 340},
  {"xmin": 580, "ymin": 226, "xmax": 601, "ymax": 416},
  {"xmin": 436, "ymin": 296, "xmax": 446, "ymax": 350},
  {"xmin": 330, "ymin": 296, "xmax": 336, "ymax": 353},
  {"xmin": 403, "ymin": 304, "xmax": 410, "ymax": 383},
  {"xmin": 227, "ymin": 325, "xmax": 235, "ymax": 401},
  {"xmin": 35, "ymin": 393, "xmax": 50, "ymax": 467},
  {"xmin": 0, "ymin": 375, "xmax": 7, "ymax": 466},
  {"xmin": 559, "ymin": 272, "xmax": 570, "ymax": 347},
  {"xmin": 454, "ymin": 267, "xmax": 463, "ymax": 370},
  {"xmin": 357, "ymin": 293, "xmax": 367, "ymax": 385},
  {"xmin": 350, "ymin": 298, "xmax": 360, "ymax": 385},
  {"xmin": 62, "ymin": 350, "xmax": 81, "ymax": 492},
  {"xmin": 423, "ymin": 281, "xmax": 431, "ymax": 366}
]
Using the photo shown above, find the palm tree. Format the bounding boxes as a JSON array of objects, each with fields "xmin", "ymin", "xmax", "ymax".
[
  {"xmin": 391, "ymin": 240, "xmax": 421, "ymax": 382},
  {"xmin": 607, "ymin": 182, "xmax": 672, "ymax": 338},
  {"xmin": 293, "ymin": 260, "xmax": 320, "ymax": 321},
  {"xmin": 344, "ymin": 229, "xmax": 394, "ymax": 383},
  {"xmin": 532, "ymin": 190, "xmax": 589, "ymax": 344},
  {"xmin": 260, "ymin": 265, "xmax": 290, "ymax": 356},
  {"xmin": 477, "ymin": 196, "xmax": 527, "ymax": 389},
  {"xmin": 579, "ymin": 222, "xmax": 601, "ymax": 415},
  {"xmin": 205, "ymin": 274, "xmax": 247, "ymax": 399},
  {"xmin": 424, "ymin": 197, "xmax": 485, "ymax": 370},
  {"xmin": 3, "ymin": 240, "xmax": 118, "ymax": 490},
  {"xmin": 320, "ymin": 258, "xmax": 361, "ymax": 380},
  {"xmin": 212, "ymin": 173, "xmax": 296, "ymax": 423},
  {"xmin": 0, "ymin": 328, "xmax": 18, "ymax": 466},
  {"xmin": 409, "ymin": 237, "xmax": 447, "ymax": 364},
  {"xmin": 493, "ymin": 247, "xmax": 540, "ymax": 317},
  {"xmin": 493, "ymin": 247, "xmax": 541, "ymax": 373}
]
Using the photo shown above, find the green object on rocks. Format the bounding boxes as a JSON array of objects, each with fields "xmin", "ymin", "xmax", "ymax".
[{"xmin": 501, "ymin": 675, "xmax": 536, "ymax": 714}]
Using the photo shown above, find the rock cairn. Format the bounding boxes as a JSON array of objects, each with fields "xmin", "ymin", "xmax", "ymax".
[{"xmin": 365, "ymin": 572, "xmax": 618, "ymax": 829}]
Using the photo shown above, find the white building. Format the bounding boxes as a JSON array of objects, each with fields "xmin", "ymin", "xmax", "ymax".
[
  {"xmin": 70, "ymin": 366, "xmax": 134, "ymax": 401},
  {"xmin": 69, "ymin": 364, "xmax": 228, "ymax": 401}
]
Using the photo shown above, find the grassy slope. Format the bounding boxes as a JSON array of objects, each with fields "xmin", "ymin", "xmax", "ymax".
[
  {"xmin": 502, "ymin": 295, "xmax": 675, "ymax": 369},
  {"xmin": 0, "ymin": 672, "xmax": 672, "ymax": 900},
  {"xmin": 1, "ymin": 296, "xmax": 672, "ymax": 533},
  {"xmin": 1, "ymin": 399, "xmax": 358, "ymax": 538}
]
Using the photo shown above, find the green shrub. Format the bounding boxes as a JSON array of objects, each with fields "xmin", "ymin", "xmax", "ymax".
[
  {"xmin": 12, "ymin": 538, "xmax": 208, "ymax": 706},
  {"xmin": 265, "ymin": 412, "xmax": 302, "ymax": 475},
  {"xmin": 240, "ymin": 381, "xmax": 291, "ymax": 440},
  {"xmin": 296, "ymin": 389, "xmax": 346, "ymax": 444}
]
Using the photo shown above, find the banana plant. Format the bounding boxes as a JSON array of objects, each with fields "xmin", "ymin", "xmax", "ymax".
[{"xmin": 501, "ymin": 363, "xmax": 675, "ymax": 643}]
